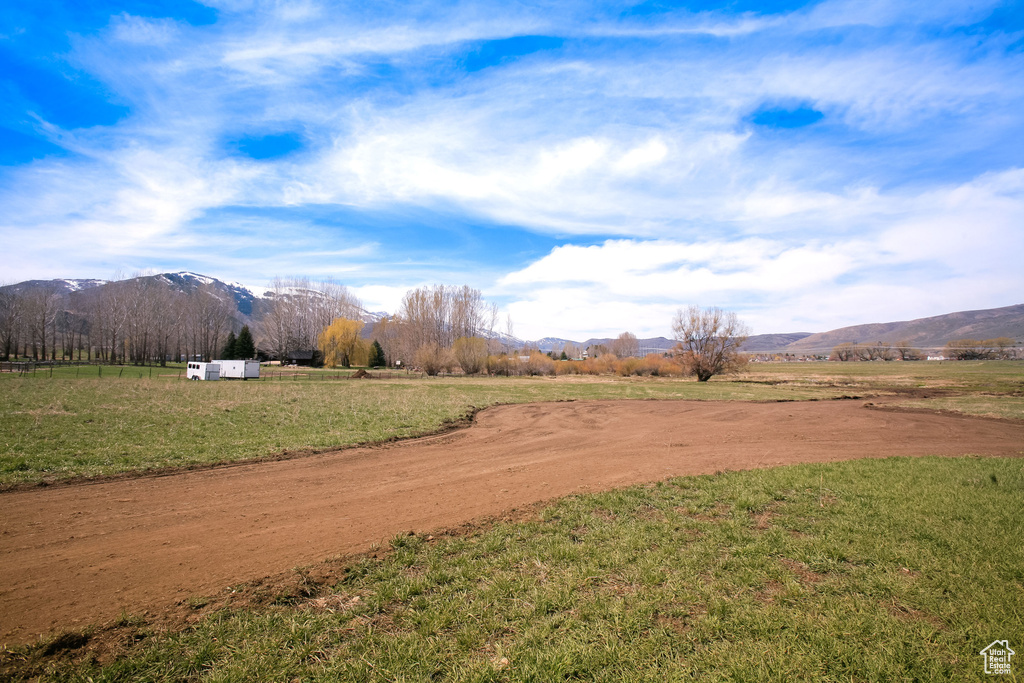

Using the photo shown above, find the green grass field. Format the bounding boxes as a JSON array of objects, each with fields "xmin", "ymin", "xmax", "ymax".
[
  {"xmin": 1, "ymin": 361, "xmax": 1021, "ymax": 487},
  {"xmin": 8, "ymin": 456, "xmax": 1021, "ymax": 682}
]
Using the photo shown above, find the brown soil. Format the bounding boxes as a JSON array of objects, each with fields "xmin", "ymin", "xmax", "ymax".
[{"xmin": 2, "ymin": 399, "xmax": 1023, "ymax": 647}]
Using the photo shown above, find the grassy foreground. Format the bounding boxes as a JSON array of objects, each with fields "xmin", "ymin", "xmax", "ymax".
[
  {"xmin": 9, "ymin": 456, "xmax": 1021, "ymax": 681},
  {"xmin": 1, "ymin": 361, "xmax": 1022, "ymax": 486},
  {"xmin": 0, "ymin": 370, "xmax": 824, "ymax": 487}
]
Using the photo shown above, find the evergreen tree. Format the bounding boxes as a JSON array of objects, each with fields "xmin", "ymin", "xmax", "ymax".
[
  {"xmin": 235, "ymin": 325, "xmax": 256, "ymax": 359},
  {"xmin": 221, "ymin": 331, "xmax": 237, "ymax": 360},
  {"xmin": 369, "ymin": 340, "xmax": 386, "ymax": 367}
]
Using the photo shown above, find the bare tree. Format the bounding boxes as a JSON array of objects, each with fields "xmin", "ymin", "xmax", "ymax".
[
  {"xmin": 0, "ymin": 287, "xmax": 24, "ymax": 361},
  {"xmin": 414, "ymin": 343, "xmax": 453, "ymax": 376},
  {"xmin": 397, "ymin": 285, "xmax": 488, "ymax": 358},
  {"xmin": 168, "ymin": 292, "xmax": 191, "ymax": 363},
  {"xmin": 945, "ymin": 338, "xmax": 1015, "ymax": 360},
  {"xmin": 185, "ymin": 284, "xmax": 233, "ymax": 361},
  {"xmin": 853, "ymin": 341, "xmax": 893, "ymax": 361},
  {"xmin": 299, "ymin": 278, "xmax": 360, "ymax": 350},
  {"xmin": 371, "ymin": 315, "xmax": 401, "ymax": 367},
  {"xmin": 258, "ymin": 277, "xmax": 361, "ymax": 361},
  {"xmin": 893, "ymin": 340, "xmax": 921, "ymax": 361},
  {"xmin": 92, "ymin": 275, "xmax": 131, "ymax": 363},
  {"xmin": 610, "ymin": 331, "xmax": 639, "ymax": 359},
  {"xmin": 504, "ymin": 314, "xmax": 515, "ymax": 354},
  {"xmin": 151, "ymin": 283, "xmax": 184, "ymax": 366},
  {"xmin": 989, "ymin": 337, "xmax": 1015, "ymax": 360},
  {"xmin": 449, "ymin": 285, "xmax": 485, "ymax": 342},
  {"xmin": 396, "ymin": 286, "xmax": 443, "ymax": 354},
  {"xmin": 830, "ymin": 342, "xmax": 855, "ymax": 362},
  {"xmin": 486, "ymin": 302, "xmax": 499, "ymax": 338},
  {"xmin": 24, "ymin": 285, "xmax": 62, "ymax": 360},
  {"xmin": 258, "ymin": 278, "xmax": 298, "ymax": 362},
  {"xmin": 123, "ymin": 275, "xmax": 160, "ymax": 364},
  {"xmin": 671, "ymin": 305, "xmax": 749, "ymax": 382},
  {"xmin": 57, "ymin": 309, "xmax": 90, "ymax": 361},
  {"xmin": 453, "ymin": 336, "xmax": 488, "ymax": 375}
]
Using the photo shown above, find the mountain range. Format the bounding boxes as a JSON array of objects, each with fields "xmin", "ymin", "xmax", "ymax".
[{"xmin": 3, "ymin": 273, "xmax": 1022, "ymax": 354}]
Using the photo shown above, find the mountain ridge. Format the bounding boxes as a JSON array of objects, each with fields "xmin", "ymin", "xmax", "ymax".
[{"xmin": 776, "ymin": 303, "xmax": 1024, "ymax": 354}]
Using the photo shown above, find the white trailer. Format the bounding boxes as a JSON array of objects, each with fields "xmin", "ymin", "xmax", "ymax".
[
  {"xmin": 186, "ymin": 362, "xmax": 221, "ymax": 381},
  {"xmin": 213, "ymin": 359, "xmax": 260, "ymax": 380}
]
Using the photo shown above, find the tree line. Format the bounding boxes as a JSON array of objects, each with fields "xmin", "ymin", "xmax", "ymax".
[
  {"xmin": 2, "ymin": 271, "xmax": 755, "ymax": 383},
  {"xmin": 318, "ymin": 300, "xmax": 750, "ymax": 384},
  {"xmin": 317, "ymin": 284, "xmax": 501, "ymax": 372},
  {"xmin": 830, "ymin": 338, "xmax": 1018, "ymax": 361},
  {"xmin": 0, "ymin": 274, "xmax": 360, "ymax": 365},
  {"xmin": 0, "ymin": 276, "xmax": 237, "ymax": 364},
  {"xmin": 943, "ymin": 338, "xmax": 1017, "ymax": 360},
  {"xmin": 829, "ymin": 340, "xmax": 924, "ymax": 361}
]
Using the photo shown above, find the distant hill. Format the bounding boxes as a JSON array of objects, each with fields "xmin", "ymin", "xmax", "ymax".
[
  {"xmin": 2, "ymin": 272, "xmax": 384, "ymax": 328},
  {"xmin": 3, "ymin": 272, "xmax": 259, "ymax": 317},
  {"xmin": 742, "ymin": 333, "xmax": 814, "ymax": 353},
  {"xmin": 2, "ymin": 278, "xmax": 107, "ymax": 295},
  {"xmin": 157, "ymin": 272, "xmax": 258, "ymax": 317},
  {"xmin": 525, "ymin": 308, "xmax": 1024, "ymax": 355},
  {"xmin": 530, "ymin": 336, "xmax": 676, "ymax": 353},
  {"xmin": 581, "ymin": 336, "xmax": 675, "ymax": 351},
  {"xmin": 778, "ymin": 304, "xmax": 1024, "ymax": 354}
]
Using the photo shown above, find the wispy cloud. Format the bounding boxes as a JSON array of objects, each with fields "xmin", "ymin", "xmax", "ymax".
[{"xmin": 0, "ymin": 0, "xmax": 1021, "ymax": 337}]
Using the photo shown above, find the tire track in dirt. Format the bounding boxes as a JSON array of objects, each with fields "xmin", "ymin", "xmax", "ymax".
[{"xmin": 2, "ymin": 399, "xmax": 1022, "ymax": 644}]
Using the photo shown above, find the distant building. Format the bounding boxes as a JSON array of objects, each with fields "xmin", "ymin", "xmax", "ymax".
[{"xmin": 286, "ymin": 350, "xmax": 318, "ymax": 366}]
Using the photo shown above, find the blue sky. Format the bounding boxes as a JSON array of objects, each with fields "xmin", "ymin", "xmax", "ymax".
[{"xmin": 1, "ymin": 0, "xmax": 1022, "ymax": 339}]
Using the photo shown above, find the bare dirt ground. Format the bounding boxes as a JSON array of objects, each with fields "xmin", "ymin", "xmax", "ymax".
[{"xmin": 2, "ymin": 399, "xmax": 1023, "ymax": 646}]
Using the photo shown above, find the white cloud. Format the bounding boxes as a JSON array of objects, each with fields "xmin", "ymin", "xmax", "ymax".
[
  {"xmin": 507, "ymin": 287, "xmax": 679, "ymax": 341},
  {"xmin": 752, "ymin": 47, "xmax": 1015, "ymax": 132},
  {"xmin": 110, "ymin": 14, "xmax": 181, "ymax": 45},
  {"xmin": 495, "ymin": 168, "xmax": 1024, "ymax": 337},
  {"xmin": 613, "ymin": 137, "xmax": 668, "ymax": 175},
  {"xmin": 499, "ymin": 237, "xmax": 867, "ymax": 300},
  {"xmin": 349, "ymin": 284, "xmax": 415, "ymax": 314},
  {"xmin": 322, "ymin": 100, "xmax": 751, "ymax": 235},
  {"xmin": 800, "ymin": 0, "xmax": 1004, "ymax": 30}
]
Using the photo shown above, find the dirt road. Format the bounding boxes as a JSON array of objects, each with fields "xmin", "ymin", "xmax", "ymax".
[{"xmin": 2, "ymin": 400, "xmax": 1022, "ymax": 644}]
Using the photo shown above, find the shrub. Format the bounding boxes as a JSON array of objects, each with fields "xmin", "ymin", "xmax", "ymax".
[
  {"xmin": 415, "ymin": 344, "xmax": 452, "ymax": 376},
  {"xmin": 486, "ymin": 354, "xmax": 516, "ymax": 376},
  {"xmin": 453, "ymin": 336, "xmax": 488, "ymax": 375},
  {"xmin": 523, "ymin": 352, "xmax": 556, "ymax": 376}
]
